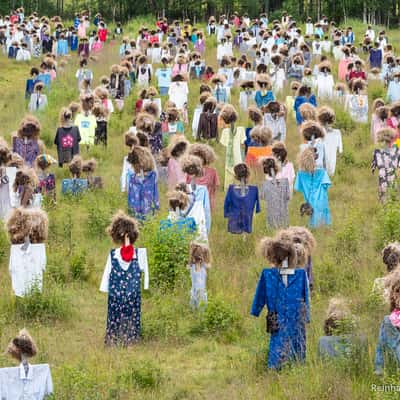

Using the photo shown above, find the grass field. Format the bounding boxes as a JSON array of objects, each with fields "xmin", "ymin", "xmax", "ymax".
[{"xmin": 0, "ymin": 18, "xmax": 398, "ymax": 399}]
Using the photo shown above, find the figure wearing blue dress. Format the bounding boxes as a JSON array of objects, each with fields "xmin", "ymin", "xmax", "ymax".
[{"xmin": 251, "ymin": 268, "xmax": 310, "ymax": 369}]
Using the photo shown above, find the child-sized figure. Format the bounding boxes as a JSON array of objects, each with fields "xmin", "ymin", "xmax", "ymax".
[
  {"xmin": 100, "ymin": 211, "xmax": 149, "ymax": 346},
  {"xmin": 372, "ymin": 128, "xmax": 400, "ymax": 202},
  {"xmin": 74, "ymin": 94, "xmax": 97, "ymax": 149},
  {"xmin": 189, "ymin": 242, "xmax": 211, "ymax": 309},
  {"xmin": 127, "ymin": 145, "xmax": 159, "ymax": 220},
  {"xmin": 13, "ymin": 116, "xmax": 41, "ymax": 167},
  {"xmin": 61, "ymin": 155, "xmax": 89, "ymax": 195},
  {"xmin": 187, "ymin": 144, "xmax": 220, "ymax": 211},
  {"xmin": 219, "ymin": 104, "xmax": 246, "ymax": 191},
  {"xmin": 82, "ymin": 158, "xmax": 103, "ymax": 189},
  {"xmin": 318, "ymin": 106, "xmax": 343, "ymax": 176},
  {"xmin": 35, "ymin": 154, "xmax": 56, "ymax": 203},
  {"xmin": 260, "ymin": 156, "xmax": 290, "ymax": 229},
  {"xmin": 245, "ymin": 126, "xmax": 273, "ymax": 167},
  {"xmin": 224, "ymin": 163, "xmax": 260, "ymax": 234},
  {"xmin": 12, "ymin": 168, "xmax": 41, "ymax": 208},
  {"xmin": 295, "ymin": 147, "xmax": 332, "ymax": 227}
]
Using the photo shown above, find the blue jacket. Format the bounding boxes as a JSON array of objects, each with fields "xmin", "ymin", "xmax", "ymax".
[
  {"xmin": 255, "ymin": 90, "xmax": 275, "ymax": 108},
  {"xmin": 251, "ymin": 268, "xmax": 310, "ymax": 369}
]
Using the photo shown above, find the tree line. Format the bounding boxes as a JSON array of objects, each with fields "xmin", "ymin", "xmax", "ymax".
[{"xmin": 2, "ymin": 0, "xmax": 400, "ymax": 27}]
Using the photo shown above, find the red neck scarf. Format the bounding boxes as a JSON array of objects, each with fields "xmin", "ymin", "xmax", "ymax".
[{"xmin": 120, "ymin": 245, "xmax": 135, "ymax": 262}]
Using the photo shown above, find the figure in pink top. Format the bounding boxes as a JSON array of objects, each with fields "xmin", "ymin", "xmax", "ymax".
[
  {"xmin": 172, "ymin": 55, "xmax": 188, "ymax": 78},
  {"xmin": 78, "ymin": 20, "xmax": 87, "ymax": 39},
  {"xmin": 387, "ymin": 103, "xmax": 400, "ymax": 146},
  {"xmin": 167, "ymin": 139, "xmax": 188, "ymax": 190},
  {"xmin": 186, "ymin": 144, "xmax": 220, "ymax": 211},
  {"xmin": 338, "ymin": 47, "xmax": 352, "ymax": 81},
  {"xmin": 371, "ymin": 99, "xmax": 388, "ymax": 144},
  {"xmin": 272, "ymin": 142, "xmax": 295, "ymax": 197}
]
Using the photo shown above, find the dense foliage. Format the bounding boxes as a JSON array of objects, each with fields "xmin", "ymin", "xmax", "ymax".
[{"xmin": 2, "ymin": 0, "xmax": 400, "ymax": 26}]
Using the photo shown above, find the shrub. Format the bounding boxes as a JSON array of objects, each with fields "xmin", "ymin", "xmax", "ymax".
[
  {"xmin": 86, "ymin": 203, "xmax": 112, "ymax": 237},
  {"xmin": 193, "ymin": 297, "xmax": 242, "ymax": 339},
  {"xmin": 334, "ymin": 218, "xmax": 360, "ymax": 258},
  {"xmin": 117, "ymin": 361, "xmax": 163, "ymax": 390},
  {"xmin": 70, "ymin": 250, "xmax": 90, "ymax": 281},
  {"xmin": 376, "ymin": 200, "xmax": 400, "ymax": 249},
  {"xmin": 142, "ymin": 294, "xmax": 182, "ymax": 340},
  {"xmin": 14, "ymin": 284, "xmax": 72, "ymax": 322},
  {"xmin": 334, "ymin": 107, "xmax": 356, "ymax": 133},
  {"xmin": 58, "ymin": 364, "xmax": 111, "ymax": 399},
  {"xmin": 46, "ymin": 256, "xmax": 68, "ymax": 285},
  {"xmin": 143, "ymin": 222, "xmax": 193, "ymax": 291}
]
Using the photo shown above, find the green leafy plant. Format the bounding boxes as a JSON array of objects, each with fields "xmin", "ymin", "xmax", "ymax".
[{"xmin": 117, "ymin": 361, "xmax": 163, "ymax": 389}]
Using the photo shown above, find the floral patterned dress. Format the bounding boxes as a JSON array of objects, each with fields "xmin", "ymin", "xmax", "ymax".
[
  {"xmin": 12, "ymin": 137, "xmax": 40, "ymax": 167},
  {"xmin": 372, "ymin": 147, "xmax": 400, "ymax": 201},
  {"xmin": 127, "ymin": 170, "xmax": 160, "ymax": 220},
  {"xmin": 106, "ymin": 249, "xmax": 141, "ymax": 346}
]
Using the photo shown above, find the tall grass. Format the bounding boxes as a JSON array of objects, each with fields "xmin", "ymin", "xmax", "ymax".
[{"xmin": 0, "ymin": 17, "xmax": 397, "ymax": 399}]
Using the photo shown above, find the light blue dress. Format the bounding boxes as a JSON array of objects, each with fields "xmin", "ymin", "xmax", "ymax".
[
  {"xmin": 294, "ymin": 169, "xmax": 332, "ymax": 227},
  {"xmin": 387, "ymin": 80, "xmax": 400, "ymax": 103},
  {"xmin": 190, "ymin": 264, "xmax": 208, "ymax": 308}
]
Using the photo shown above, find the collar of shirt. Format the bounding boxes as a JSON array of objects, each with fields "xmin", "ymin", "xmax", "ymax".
[{"xmin": 19, "ymin": 362, "xmax": 33, "ymax": 380}]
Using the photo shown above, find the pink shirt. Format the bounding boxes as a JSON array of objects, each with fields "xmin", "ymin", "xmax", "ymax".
[
  {"xmin": 371, "ymin": 114, "xmax": 387, "ymax": 144},
  {"xmin": 172, "ymin": 63, "xmax": 188, "ymax": 77},
  {"xmin": 186, "ymin": 167, "xmax": 220, "ymax": 210},
  {"xmin": 78, "ymin": 24, "xmax": 86, "ymax": 38},
  {"xmin": 167, "ymin": 157, "xmax": 186, "ymax": 190},
  {"xmin": 276, "ymin": 161, "xmax": 295, "ymax": 197}
]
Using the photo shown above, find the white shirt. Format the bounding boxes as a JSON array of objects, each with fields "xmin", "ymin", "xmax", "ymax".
[
  {"xmin": 316, "ymin": 73, "xmax": 334, "ymax": 99},
  {"xmin": 323, "ymin": 127, "xmax": 343, "ymax": 176},
  {"xmin": 0, "ymin": 363, "xmax": 53, "ymax": 400},
  {"xmin": 192, "ymin": 105, "xmax": 202, "ymax": 137},
  {"xmin": 366, "ymin": 29, "xmax": 375, "ymax": 41},
  {"xmin": 100, "ymin": 247, "xmax": 149, "ymax": 292},
  {"xmin": 16, "ymin": 48, "xmax": 31, "ymax": 61},
  {"xmin": 168, "ymin": 82, "xmax": 188, "ymax": 110},
  {"xmin": 9, "ymin": 243, "xmax": 46, "ymax": 297},
  {"xmin": 333, "ymin": 46, "xmax": 343, "ymax": 61},
  {"xmin": 120, "ymin": 156, "xmax": 134, "ymax": 192},
  {"xmin": 321, "ymin": 40, "xmax": 331, "ymax": 53}
]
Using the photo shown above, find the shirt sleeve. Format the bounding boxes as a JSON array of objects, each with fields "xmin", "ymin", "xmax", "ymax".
[
  {"xmin": 250, "ymin": 270, "xmax": 267, "ymax": 317},
  {"xmin": 255, "ymin": 187, "xmax": 261, "ymax": 213},
  {"xmin": 45, "ymin": 365, "xmax": 54, "ymax": 395},
  {"xmin": 338, "ymin": 130, "xmax": 343, "ymax": 153},
  {"xmin": 99, "ymin": 254, "xmax": 112, "ymax": 292},
  {"xmin": 138, "ymin": 248, "xmax": 149, "ymax": 290},
  {"xmin": 220, "ymin": 128, "xmax": 229, "ymax": 147}
]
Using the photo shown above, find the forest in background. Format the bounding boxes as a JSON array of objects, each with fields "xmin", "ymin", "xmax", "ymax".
[{"xmin": 2, "ymin": 0, "xmax": 400, "ymax": 27}]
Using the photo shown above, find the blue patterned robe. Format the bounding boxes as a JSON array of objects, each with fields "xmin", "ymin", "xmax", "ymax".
[
  {"xmin": 127, "ymin": 170, "xmax": 159, "ymax": 220},
  {"xmin": 251, "ymin": 268, "xmax": 310, "ymax": 370}
]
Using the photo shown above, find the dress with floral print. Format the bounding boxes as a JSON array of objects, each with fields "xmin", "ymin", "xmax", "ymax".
[{"xmin": 105, "ymin": 249, "xmax": 141, "ymax": 346}]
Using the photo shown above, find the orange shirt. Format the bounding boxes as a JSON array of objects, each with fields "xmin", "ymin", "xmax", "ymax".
[{"xmin": 245, "ymin": 146, "xmax": 272, "ymax": 166}]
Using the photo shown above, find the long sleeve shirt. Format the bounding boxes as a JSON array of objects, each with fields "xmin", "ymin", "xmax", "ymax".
[
  {"xmin": 100, "ymin": 247, "xmax": 149, "ymax": 291},
  {"xmin": 0, "ymin": 363, "xmax": 53, "ymax": 399}
]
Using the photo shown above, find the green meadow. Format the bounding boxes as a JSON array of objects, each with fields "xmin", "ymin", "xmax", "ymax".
[{"xmin": 0, "ymin": 18, "xmax": 398, "ymax": 399}]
